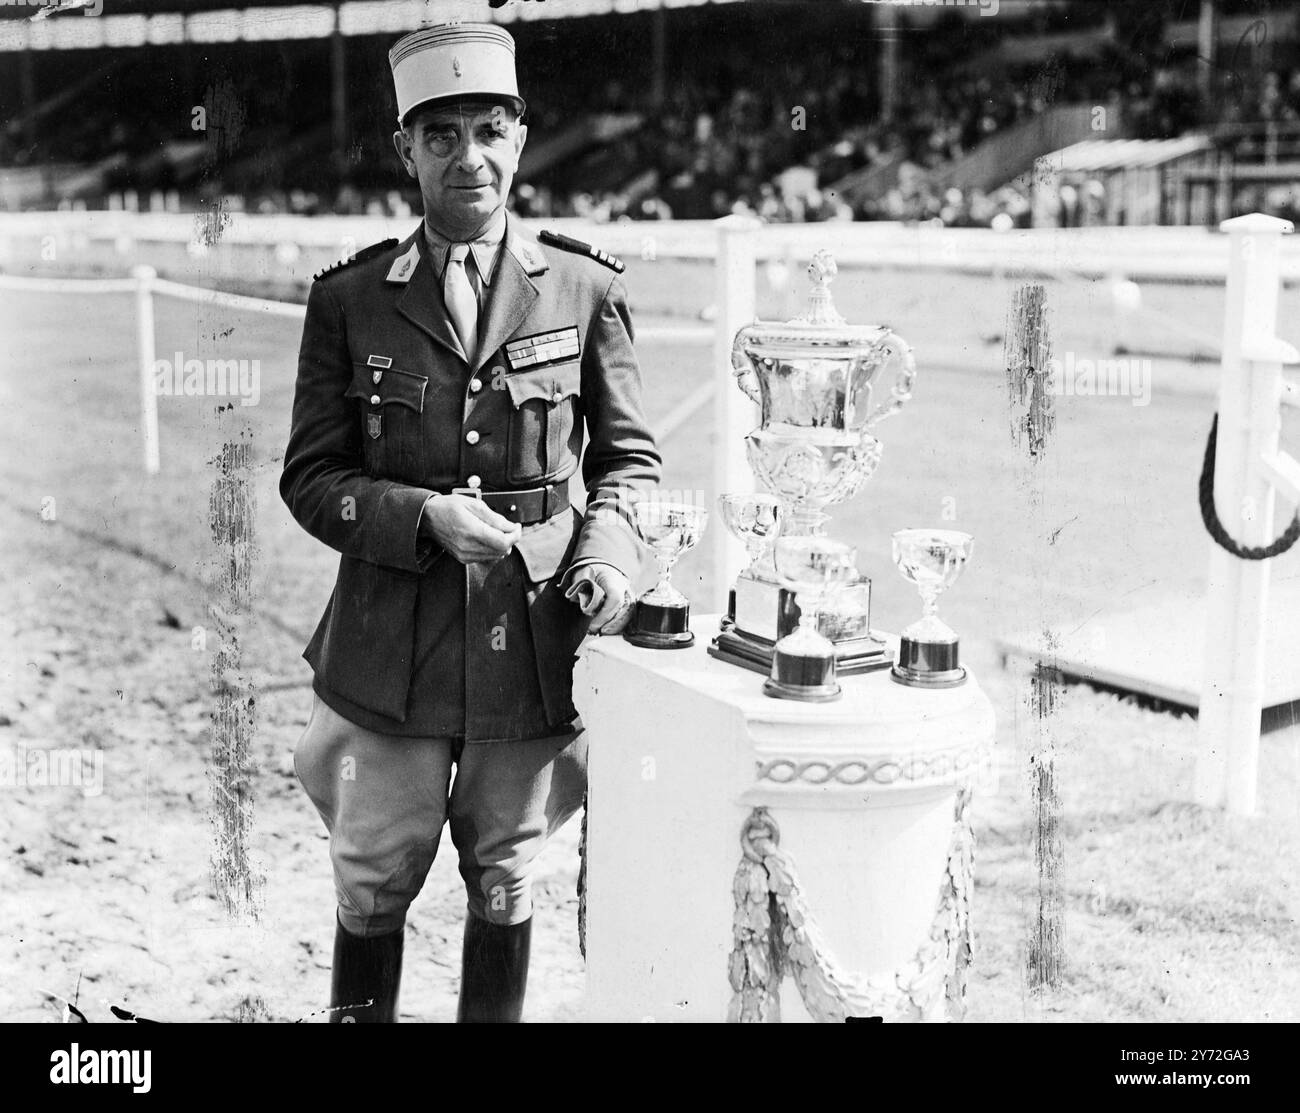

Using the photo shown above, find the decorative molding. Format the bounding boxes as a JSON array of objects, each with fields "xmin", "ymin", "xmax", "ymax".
[
  {"xmin": 727, "ymin": 791, "xmax": 974, "ymax": 1023},
  {"xmin": 755, "ymin": 743, "xmax": 986, "ymax": 789}
]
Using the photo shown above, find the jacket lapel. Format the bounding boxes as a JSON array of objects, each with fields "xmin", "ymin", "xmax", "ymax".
[
  {"xmin": 393, "ymin": 230, "xmax": 467, "ymax": 363},
  {"xmin": 473, "ymin": 219, "xmax": 542, "ymax": 373}
]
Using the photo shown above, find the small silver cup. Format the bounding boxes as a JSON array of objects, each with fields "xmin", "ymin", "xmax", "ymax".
[
  {"xmin": 718, "ymin": 493, "xmax": 784, "ymax": 575},
  {"xmin": 623, "ymin": 500, "xmax": 709, "ymax": 650},
  {"xmin": 763, "ymin": 536, "xmax": 859, "ymax": 701},
  {"xmin": 889, "ymin": 529, "xmax": 974, "ymax": 688}
]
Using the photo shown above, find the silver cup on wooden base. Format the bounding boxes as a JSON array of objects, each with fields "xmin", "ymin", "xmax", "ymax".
[
  {"xmin": 763, "ymin": 536, "xmax": 859, "ymax": 701},
  {"xmin": 623, "ymin": 500, "xmax": 708, "ymax": 650},
  {"xmin": 889, "ymin": 529, "xmax": 974, "ymax": 689}
]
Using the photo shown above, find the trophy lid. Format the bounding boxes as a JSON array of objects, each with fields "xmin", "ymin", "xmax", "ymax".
[{"xmin": 735, "ymin": 250, "xmax": 890, "ymax": 355}]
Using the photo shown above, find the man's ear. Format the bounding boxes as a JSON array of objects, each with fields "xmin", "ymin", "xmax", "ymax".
[
  {"xmin": 514, "ymin": 122, "xmax": 528, "ymax": 165},
  {"xmin": 392, "ymin": 129, "xmax": 416, "ymax": 178}
]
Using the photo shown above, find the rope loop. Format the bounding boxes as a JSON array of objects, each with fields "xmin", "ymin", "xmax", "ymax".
[{"xmin": 1199, "ymin": 414, "xmax": 1300, "ymax": 561}]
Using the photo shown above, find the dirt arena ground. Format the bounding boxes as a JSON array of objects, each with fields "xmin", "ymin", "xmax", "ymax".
[{"xmin": 2, "ymin": 254, "xmax": 1298, "ymax": 1022}]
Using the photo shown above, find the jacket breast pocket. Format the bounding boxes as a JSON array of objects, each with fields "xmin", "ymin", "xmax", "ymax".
[
  {"xmin": 344, "ymin": 364, "xmax": 427, "ymax": 484},
  {"xmin": 503, "ymin": 361, "xmax": 582, "ymax": 486}
]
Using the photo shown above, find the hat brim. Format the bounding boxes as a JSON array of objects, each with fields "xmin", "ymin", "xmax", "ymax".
[{"xmin": 400, "ymin": 93, "xmax": 527, "ymax": 126}]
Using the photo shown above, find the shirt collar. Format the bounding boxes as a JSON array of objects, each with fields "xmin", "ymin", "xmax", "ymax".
[{"xmin": 423, "ymin": 209, "xmax": 507, "ymax": 286}]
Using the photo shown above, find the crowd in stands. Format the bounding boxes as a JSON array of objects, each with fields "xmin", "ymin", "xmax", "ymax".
[
  {"xmin": 516, "ymin": 45, "xmax": 1300, "ymax": 230},
  {"xmin": 511, "ymin": 41, "xmax": 1069, "ymax": 227},
  {"xmin": 5, "ymin": 3, "xmax": 1300, "ymax": 228}
]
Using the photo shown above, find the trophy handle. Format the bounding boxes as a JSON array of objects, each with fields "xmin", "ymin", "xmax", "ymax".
[
  {"xmin": 864, "ymin": 330, "xmax": 916, "ymax": 428},
  {"xmin": 731, "ymin": 332, "xmax": 763, "ymax": 405}
]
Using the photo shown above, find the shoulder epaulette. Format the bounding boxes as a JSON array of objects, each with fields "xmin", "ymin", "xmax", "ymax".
[
  {"xmin": 537, "ymin": 229, "xmax": 625, "ymax": 274},
  {"xmin": 313, "ymin": 238, "xmax": 399, "ymax": 282}
]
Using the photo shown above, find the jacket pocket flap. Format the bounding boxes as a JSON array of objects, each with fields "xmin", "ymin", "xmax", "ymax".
[
  {"xmin": 346, "ymin": 364, "xmax": 427, "ymax": 412},
  {"xmin": 515, "ymin": 509, "xmax": 578, "ymax": 583},
  {"xmin": 503, "ymin": 362, "xmax": 581, "ymax": 409}
]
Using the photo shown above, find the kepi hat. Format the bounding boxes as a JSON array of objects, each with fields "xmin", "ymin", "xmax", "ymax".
[{"xmin": 389, "ymin": 22, "xmax": 525, "ymax": 125}]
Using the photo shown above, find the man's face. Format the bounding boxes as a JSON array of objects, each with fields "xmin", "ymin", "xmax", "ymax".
[{"xmin": 393, "ymin": 101, "xmax": 527, "ymax": 239}]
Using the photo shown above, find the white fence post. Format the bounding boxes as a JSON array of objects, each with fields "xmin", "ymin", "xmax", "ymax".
[
  {"xmin": 1195, "ymin": 213, "xmax": 1296, "ymax": 815},
  {"xmin": 132, "ymin": 264, "xmax": 160, "ymax": 476},
  {"xmin": 711, "ymin": 215, "xmax": 760, "ymax": 609}
]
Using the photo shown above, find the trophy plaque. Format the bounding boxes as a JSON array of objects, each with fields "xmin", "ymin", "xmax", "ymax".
[
  {"xmin": 889, "ymin": 529, "xmax": 973, "ymax": 688},
  {"xmin": 623, "ymin": 500, "xmax": 709, "ymax": 650},
  {"xmin": 709, "ymin": 250, "xmax": 916, "ymax": 679}
]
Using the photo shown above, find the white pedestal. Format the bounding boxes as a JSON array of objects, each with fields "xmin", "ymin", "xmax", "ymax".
[{"xmin": 574, "ymin": 615, "xmax": 995, "ymax": 1023}]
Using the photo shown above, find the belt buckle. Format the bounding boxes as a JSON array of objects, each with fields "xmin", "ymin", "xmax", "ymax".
[{"xmin": 451, "ymin": 486, "xmax": 483, "ymax": 500}]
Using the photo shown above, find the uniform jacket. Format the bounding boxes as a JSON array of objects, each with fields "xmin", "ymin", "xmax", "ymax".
[{"xmin": 280, "ymin": 217, "xmax": 662, "ymax": 740}]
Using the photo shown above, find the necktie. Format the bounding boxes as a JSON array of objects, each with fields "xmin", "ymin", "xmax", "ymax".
[{"xmin": 443, "ymin": 243, "xmax": 479, "ymax": 366}]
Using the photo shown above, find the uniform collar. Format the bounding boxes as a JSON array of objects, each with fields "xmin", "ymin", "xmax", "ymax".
[
  {"xmin": 502, "ymin": 215, "xmax": 549, "ymax": 277},
  {"xmin": 384, "ymin": 214, "xmax": 548, "ymax": 286},
  {"xmin": 422, "ymin": 209, "xmax": 507, "ymax": 286}
]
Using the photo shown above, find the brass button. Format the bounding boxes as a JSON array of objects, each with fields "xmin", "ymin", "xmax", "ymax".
[
  {"xmin": 469, "ymin": 379, "xmax": 482, "ymax": 393},
  {"xmin": 465, "ymin": 430, "xmax": 480, "ymax": 445},
  {"xmin": 552, "ymin": 390, "xmax": 564, "ymax": 403},
  {"xmin": 467, "ymin": 475, "xmax": 481, "ymax": 489},
  {"xmin": 370, "ymin": 394, "xmax": 381, "ymax": 405}
]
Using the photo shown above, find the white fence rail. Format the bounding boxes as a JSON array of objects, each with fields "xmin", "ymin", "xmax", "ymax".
[
  {"xmin": 0, "ymin": 247, "xmax": 712, "ymax": 478},
  {"xmin": 6, "ymin": 211, "xmax": 1300, "ymax": 281}
]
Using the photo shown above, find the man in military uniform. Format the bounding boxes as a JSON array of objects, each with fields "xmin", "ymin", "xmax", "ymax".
[{"xmin": 280, "ymin": 22, "xmax": 661, "ymax": 1022}]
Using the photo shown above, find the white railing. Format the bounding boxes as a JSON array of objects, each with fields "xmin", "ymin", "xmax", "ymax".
[
  {"xmin": 0, "ymin": 252, "xmax": 712, "ymax": 479},
  {"xmin": 0, "ymin": 266, "xmax": 317, "ymax": 476},
  {"xmin": 1194, "ymin": 214, "xmax": 1300, "ymax": 817},
  {"xmin": 7, "ymin": 211, "xmax": 1300, "ymax": 281}
]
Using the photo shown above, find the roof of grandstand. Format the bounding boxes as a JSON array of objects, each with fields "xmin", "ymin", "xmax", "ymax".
[
  {"xmin": 0, "ymin": 0, "xmax": 739, "ymax": 48},
  {"xmin": 1051, "ymin": 136, "xmax": 1215, "ymax": 173}
]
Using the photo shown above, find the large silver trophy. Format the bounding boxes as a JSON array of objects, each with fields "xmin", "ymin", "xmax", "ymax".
[{"xmin": 708, "ymin": 250, "xmax": 916, "ymax": 692}]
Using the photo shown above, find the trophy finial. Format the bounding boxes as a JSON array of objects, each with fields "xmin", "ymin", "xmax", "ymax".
[
  {"xmin": 797, "ymin": 250, "xmax": 845, "ymax": 326},
  {"xmin": 809, "ymin": 249, "xmax": 837, "ymax": 286}
]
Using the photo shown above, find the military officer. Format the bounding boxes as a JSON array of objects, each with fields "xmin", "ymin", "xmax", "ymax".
[{"xmin": 280, "ymin": 21, "xmax": 661, "ymax": 1023}]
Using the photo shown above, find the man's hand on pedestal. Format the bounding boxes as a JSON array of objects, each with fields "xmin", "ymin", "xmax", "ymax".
[
  {"xmin": 565, "ymin": 563, "xmax": 636, "ymax": 634},
  {"xmin": 421, "ymin": 494, "xmax": 522, "ymax": 565}
]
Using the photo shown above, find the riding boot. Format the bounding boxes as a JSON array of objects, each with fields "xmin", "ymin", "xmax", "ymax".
[
  {"xmin": 328, "ymin": 914, "xmax": 404, "ymax": 1023},
  {"xmin": 455, "ymin": 914, "xmax": 532, "ymax": 1023}
]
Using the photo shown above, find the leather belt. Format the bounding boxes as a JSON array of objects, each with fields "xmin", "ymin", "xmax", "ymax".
[{"xmin": 447, "ymin": 481, "xmax": 569, "ymax": 525}]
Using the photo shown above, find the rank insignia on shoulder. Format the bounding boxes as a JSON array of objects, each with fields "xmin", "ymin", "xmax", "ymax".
[
  {"xmin": 537, "ymin": 229, "xmax": 625, "ymax": 274},
  {"xmin": 313, "ymin": 238, "xmax": 399, "ymax": 282}
]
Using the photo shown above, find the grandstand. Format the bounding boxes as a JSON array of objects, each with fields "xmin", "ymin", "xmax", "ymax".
[{"xmin": 3, "ymin": 0, "xmax": 1297, "ymax": 228}]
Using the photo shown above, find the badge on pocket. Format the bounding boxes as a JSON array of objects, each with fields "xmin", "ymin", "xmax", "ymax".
[
  {"xmin": 367, "ymin": 413, "xmax": 383, "ymax": 439},
  {"xmin": 367, "ymin": 354, "xmax": 392, "ymax": 384}
]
